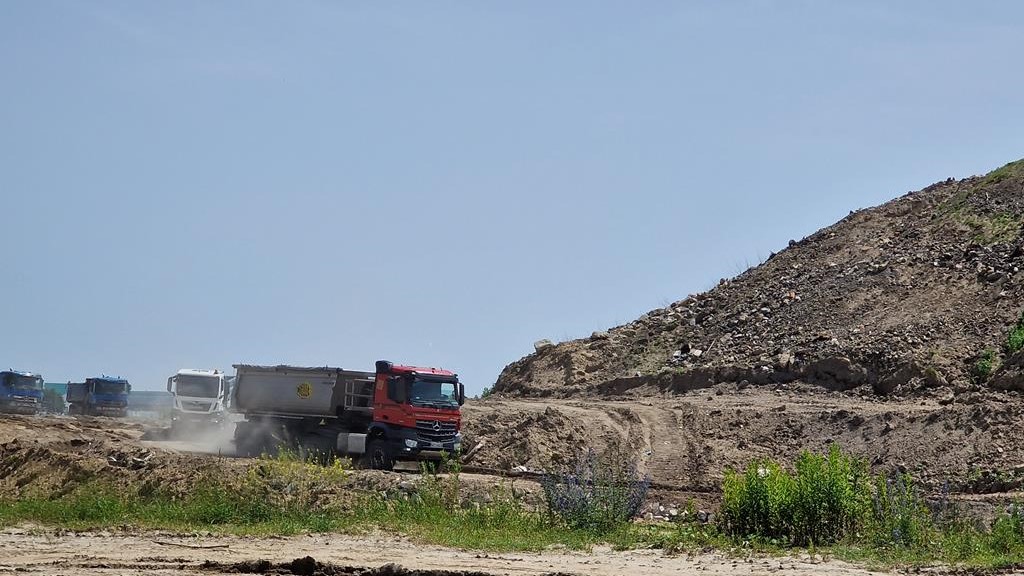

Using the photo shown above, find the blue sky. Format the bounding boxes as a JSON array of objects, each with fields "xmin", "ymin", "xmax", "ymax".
[{"xmin": 2, "ymin": 1, "xmax": 1022, "ymax": 393}]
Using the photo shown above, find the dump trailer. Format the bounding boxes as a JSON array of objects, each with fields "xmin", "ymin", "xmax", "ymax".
[
  {"xmin": 231, "ymin": 360, "xmax": 464, "ymax": 470},
  {"xmin": 0, "ymin": 370, "xmax": 44, "ymax": 415},
  {"xmin": 67, "ymin": 376, "xmax": 131, "ymax": 417},
  {"xmin": 167, "ymin": 369, "xmax": 229, "ymax": 433}
]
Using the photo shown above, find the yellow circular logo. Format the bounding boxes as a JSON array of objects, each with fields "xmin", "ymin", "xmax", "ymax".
[{"xmin": 296, "ymin": 382, "xmax": 312, "ymax": 399}]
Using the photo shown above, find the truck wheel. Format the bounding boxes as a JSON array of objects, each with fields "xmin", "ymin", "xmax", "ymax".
[
  {"xmin": 233, "ymin": 422, "xmax": 263, "ymax": 457},
  {"xmin": 365, "ymin": 439, "xmax": 395, "ymax": 471}
]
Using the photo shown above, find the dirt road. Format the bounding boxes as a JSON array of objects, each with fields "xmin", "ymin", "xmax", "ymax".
[
  {"xmin": 463, "ymin": 385, "xmax": 1024, "ymax": 508},
  {"xmin": 0, "ymin": 529, "xmax": 890, "ymax": 576}
]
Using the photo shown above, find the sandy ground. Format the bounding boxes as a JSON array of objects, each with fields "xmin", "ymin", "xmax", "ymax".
[{"xmin": 0, "ymin": 529, "xmax": 894, "ymax": 576}]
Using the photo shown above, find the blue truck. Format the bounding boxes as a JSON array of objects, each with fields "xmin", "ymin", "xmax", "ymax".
[
  {"xmin": 0, "ymin": 370, "xmax": 44, "ymax": 414},
  {"xmin": 66, "ymin": 376, "xmax": 131, "ymax": 417}
]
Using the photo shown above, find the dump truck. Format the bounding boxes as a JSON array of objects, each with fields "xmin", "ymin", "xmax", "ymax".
[
  {"xmin": 66, "ymin": 375, "xmax": 131, "ymax": 417},
  {"xmin": 231, "ymin": 360, "xmax": 464, "ymax": 470},
  {"xmin": 0, "ymin": 370, "xmax": 44, "ymax": 414},
  {"xmin": 166, "ymin": 369, "xmax": 230, "ymax": 433}
]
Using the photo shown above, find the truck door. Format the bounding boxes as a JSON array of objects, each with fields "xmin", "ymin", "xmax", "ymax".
[{"xmin": 374, "ymin": 375, "xmax": 413, "ymax": 428}]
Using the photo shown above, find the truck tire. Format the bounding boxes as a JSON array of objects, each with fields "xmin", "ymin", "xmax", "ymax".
[
  {"xmin": 365, "ymin": 439, "xmax": 395, "ymax": 471},
  {"xmin": 233, "ymin": 421, "xmax": 265, "ymax": 457}
]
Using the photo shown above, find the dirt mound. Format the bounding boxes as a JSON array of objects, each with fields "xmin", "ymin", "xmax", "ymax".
[
  {"xmin": 460, "ymin": 404, "xmax": 620, "ymax": 471},
  {"xmin": 0, "ymin": 414, "xmax": 248, "ymax": 500},
  {"xmin": 464, "ymin": 387, "xmax": 1024, "ymax": 497},
  {"xmin": 493, "ymin": 159, "xmax": 1024, "ymax": 399}
]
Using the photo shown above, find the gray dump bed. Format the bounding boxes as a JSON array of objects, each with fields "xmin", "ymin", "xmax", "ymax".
[
  {"xmin": 66, "ymin": 382, "xmax": 88, "ymax": 404},
  {"xmin": 231, "ymin": 364, "xmax": 375, "ymax": 418}
]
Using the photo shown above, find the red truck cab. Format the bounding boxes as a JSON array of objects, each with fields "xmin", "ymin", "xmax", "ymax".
[{"xmin": 364, "ymin": 360, "xmax": 464, "ymax": 470}]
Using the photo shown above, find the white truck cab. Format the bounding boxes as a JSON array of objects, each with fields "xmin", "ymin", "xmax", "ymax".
[{"xmin": 167, "ymin": 369, "xmax": 229, "ymax": 432}]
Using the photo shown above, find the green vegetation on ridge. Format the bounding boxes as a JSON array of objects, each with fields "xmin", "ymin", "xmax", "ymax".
[
  {"xmin": 984, "ymin": 159, "xmax": 1024, "ymax": 186},
  {"xmin": 932, "ymin": 160, "xmax": 1024, "ymax": 245}
]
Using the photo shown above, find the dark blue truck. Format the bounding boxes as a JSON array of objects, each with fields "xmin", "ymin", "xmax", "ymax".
[
  {"xmin": 66, "ymin": 376, "xmax": 131, "ymax": 417},
  {"xmin": 0, "ymin": 370, "xmax": 44, "ymax": 415}
]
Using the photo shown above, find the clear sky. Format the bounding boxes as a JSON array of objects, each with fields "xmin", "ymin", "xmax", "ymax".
[{"xmin": 2, "ymin": 2, "xmax": 1022, "ymax": 393}]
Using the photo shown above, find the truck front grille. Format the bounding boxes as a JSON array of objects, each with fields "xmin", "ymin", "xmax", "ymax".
[{"xmin": 415, "ymin": 420, "xmax": 457, "ymax": 443}]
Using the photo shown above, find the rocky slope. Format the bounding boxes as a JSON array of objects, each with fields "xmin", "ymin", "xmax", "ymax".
[{"xmin": 494, "ymin": 159, "xmax": 1024, "ymax": 399}]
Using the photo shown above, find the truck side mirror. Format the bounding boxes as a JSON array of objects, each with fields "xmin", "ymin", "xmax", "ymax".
[
  {"xmin": 458, "ymin": 383, "xmax": 465, "ymax": 406},
  {"xmin": 166, "ymin": 377, "xmax": 173, "ymax": 393}
]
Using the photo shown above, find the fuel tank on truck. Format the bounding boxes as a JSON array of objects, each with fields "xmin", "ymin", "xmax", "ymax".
[{"xmin": 231, "ymin": 364, "xmax": 374, "ymax": 418}]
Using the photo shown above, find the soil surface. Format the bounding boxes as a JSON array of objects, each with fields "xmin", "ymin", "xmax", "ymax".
[
  {"xmin": 0, "ymin": 529, "xmax": 892, "ymax": 575},
  {"xmin": 464, "ymin": 390, "xmax": 1024, "ymax": 521},
  {"xmin": 0, "ymin": 414, "xmax": 545, "ymax": 511}
]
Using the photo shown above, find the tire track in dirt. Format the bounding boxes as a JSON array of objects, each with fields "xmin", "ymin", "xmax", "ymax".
[{"xmin": 464, "ymin": 385, "xmax": 1024, "ymax": 515}]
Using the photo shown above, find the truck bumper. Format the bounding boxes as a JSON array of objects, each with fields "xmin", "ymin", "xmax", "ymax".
[
  {"xmin": 391, "ymin": 430, "xmax": 462, "ymax": 460},
  {"xmin": 172, "ymin": 413, "xmax": 224, "ymax": 426},
  {"xmin": 0, "ymin": 401, "xmax": 38, "ymax": 415}
]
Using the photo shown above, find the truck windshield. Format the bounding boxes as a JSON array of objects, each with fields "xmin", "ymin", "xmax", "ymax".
[
  {"xmin": 9, "ymin": 375, "xmax": 42, "ymax": 391},
  {"xmin": 94, "ymin": 381, "xmax": 127, "ymax": 395},
  {"xmin": 408, "ymin": 379, "xmax": 458, "ymax": 408},
  {"xmin": 175, "ymin": 375, "xmax": 219, "ymax": 398}
]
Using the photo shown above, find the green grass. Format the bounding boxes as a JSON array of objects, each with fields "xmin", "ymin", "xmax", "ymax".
[
  {"xmin": 0, "ymin": 453, "xmax": 617, "ymax": 551},
  {"xmin": 973, "ymin": 349, "xmax": 1000, "ymax": 384},
  {"xmin": 720, "ymin": 445, "xmax": 871, "ymax": 547},
  {"xmin": 0, "ymin": 484, "xmax": 329, "ymax": 535},
  {"xmin": 718, "ymin": 446, "xmax": 1024, "ymax": 570},
  {"xmin": 1007, "ymin": 312, "xmax": 1024, "ymax": 355},
  {"xmin": 932, "ymin": 162, "xmax": 1024, "ymax": 244},
  {"xmin": 10, "ymin": 447, "xmax": 1024, "ymax": 570},
  {"xmin": 983, "ymin": 159, "xmax": 1024, "ymax": 186},
  {"xmin": 961, "ymin": 213, "xmax": 1023, "ymax": 245},
  {"xmin": 831, "ymin": 513, "xmax": 1024, "ymax": 572},
  {"xmin": 0, "ymin": 476, "xmax": 632, "ymax": 551}
]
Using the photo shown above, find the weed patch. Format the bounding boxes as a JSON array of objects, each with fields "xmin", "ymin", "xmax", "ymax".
[
  {"xmin": 1007, "ymin": 313, "xmax": 1024, "ymax": 355},
  {"xmin": 541, "ymin": 447, "xmax": 650, "ymax": 533},
  {"xmin": 973, "ymin": 349, "xmax": 999, "ymax": 384},
  {"xmin": 720, "ymin": 444, "xmax": 870, "ymax": 546}
]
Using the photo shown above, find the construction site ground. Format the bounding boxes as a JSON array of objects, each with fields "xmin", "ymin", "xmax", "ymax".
[
  {"xmin": 464, "ymin": 385, "xmax": 1024, "ymax": 522},
  {"xmin": 4, "ymin": 381, "xmax": 1024, "ymax": 574}
]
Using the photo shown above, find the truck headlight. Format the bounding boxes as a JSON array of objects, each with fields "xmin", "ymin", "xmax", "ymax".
[{"xmin": 404, "ymin": 439, "xmax": 418, "ymax": 448}]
